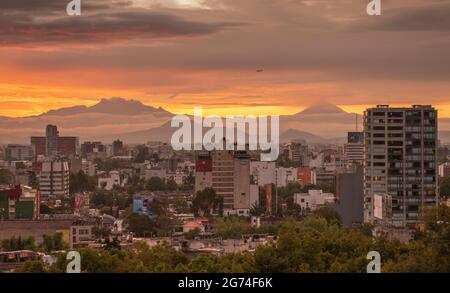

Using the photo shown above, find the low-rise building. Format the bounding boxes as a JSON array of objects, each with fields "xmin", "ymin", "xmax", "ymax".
[
  {"xmin": 294, "ymin": 190, "xmax": 335, "ymax": 213},
  {"xmin": 167, "ymin": 172, "xmax": 186, "ymax": 185},
  {"xmin": 70, "ymin": 221, "xmax": 95, "ymax": 249},
  {"xmin": 39, "ymin": 160, "xmax": 70, "ymax": 200},
  {"xmin": 144, "ymin": 167, "xmax": 167, "ymax": 180},
  {"xmin": 438, "ymin": 162, "xmax": 450, "ymax": 177},
  {"xmin": 82, "ymin": 160, "xmax": 97, "ymax": 177},
  {"xmin": 183, "ymin": 220, "xmax": 206, "ymax": 233},
  {"xmin": 133, "ymin": 194, "xmax": 157, "ymax": 217},
  {"xmin": 98, "ymin": 171, "xmax": 121, "ymax": 190},
  {"xmin": 297, "ymin": 166, "xmax": 316, "ymax": 185},
  {"xmin": 276, "ymin": 167, "xmax": 298, "ymax": 187},
  {"xmin": 0, "ymin": 185, "xmax": 40, "ymax": 220}
]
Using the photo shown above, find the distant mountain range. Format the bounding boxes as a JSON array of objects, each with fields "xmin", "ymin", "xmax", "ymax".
[
  {"xmin": 279, "ymin": 129, "xmax": 346, "ymax": 144},
  {"xmin": 41, "ymin": 98, "xmax": 170, "ymax": 116},
  {"xmin": 0, "ymin": 98, "xmax": 173, "ymax": 144},
  {"xmin": 279, "ymin": 103, "xmax": 363, "ymax": 142},
  {"xmin": 80, "ymin": 102, "xmax": 360, "ymax": 144},
  {"xmin": 0, "ymin": 98, "xmax": 449, "ymax": 144},
  {"xmin": 440, "ymin": 131, "xmax": 450, "ymax": 143},
  {"xmin": 297, "ymin": 103, "xmax": 347, "ymax": 115}
]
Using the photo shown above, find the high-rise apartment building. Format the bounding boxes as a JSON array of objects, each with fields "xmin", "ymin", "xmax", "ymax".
[
  {"xmin": 211, "ymin": 150, "xmax": 235, "ymax": 212},
  {"xmin": 333, "ymin": 165, "xmax": 364, "ymax": 226},
  {"xmin": 30, "ymin": 136, "xmax": 47, "ymax": 158},
  {"xmin": 250, "ymin": 161, "xmax": 276, "ymax": 187},
  {"xmin": 363, "ymin": 105, "xmax": 438, "ymax": 227},
  {"xmin": 194, "ymin": 152, "xmax": 213, "ymax": 194},
  {"xmin": 112, "ymin": 139, "xmax": 124, "ymax": 156},
  {"xmin": 344, "ymin": 132, "xmax": 364, "ymax": 165},
  {"xmin": 31, "ymin": 125, "xmax": 79, "ymax": 159},
  {"xmin": 288, "ymin": 142, "xmax": 309, "ymax": 166},
  {"xmin": 58, "ymin": 136, "xmax": 79, "ymax": 158},
  {"xmin": 39, "ymin": 160, "xmax": 70, "ymax": 200},
  {"xmin": 81, "ymin": 141, "xmax": 106, "ymax": 156},
  {"xmin": 233, "ymin": 151, "xmax": 258, "ymax": 216},
  {"xmin": 46, "ymin": 125, "xmax": 59, "ymax": 157},
  {"xmin": 196, "ymin": 149, "xmax": 259, "ymax": 216},
  {"xmin": 5, "ymin": 144, "xmax": 34, "ymax": 161}
]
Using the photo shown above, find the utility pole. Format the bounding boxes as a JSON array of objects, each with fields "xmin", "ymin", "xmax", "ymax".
[{"xmin": 275, "ymin": 170, "xmax": 278, "ymax": 217}]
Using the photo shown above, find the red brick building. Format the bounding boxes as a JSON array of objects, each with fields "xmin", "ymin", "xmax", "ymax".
[{"xmin": 30, "ymin": 135, "xmax": 79, "ymax": 159}]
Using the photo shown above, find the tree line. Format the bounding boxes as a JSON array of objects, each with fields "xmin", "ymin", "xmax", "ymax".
[{"xmin": 13, "ymin": 205, "xmax": 450, "ymax": 273}]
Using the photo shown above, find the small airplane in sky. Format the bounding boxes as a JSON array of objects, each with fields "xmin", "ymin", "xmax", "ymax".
[{"xmin": 256, "ymin": 69, "xmax": 264, "ymax": 72}]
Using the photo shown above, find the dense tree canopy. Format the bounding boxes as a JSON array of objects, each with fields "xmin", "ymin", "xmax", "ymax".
[
  {"xmin": 94, "ymin": 158, "xmax": 131, "ymax": 172},
  {"xmin": 1, "ymin": 236, "xmax": 36, "ymax": 251},
  {"xmin": 145, "ymin": 177, "xmax": 166, "ymax": 191},
  {"xmin": 192, "ymin": 188, "xmax": 222, "ymax": 217},
  {"xmin": 14, "ymin": 205, "xmax": 450, "ymax": 273},
  {"xmin": 439, "ymin": 176, "xmax": 450, "ymax": 197},
  {"xmin": 70, "ymin": 171, "xmax": 97, "ymax": 194},
  {"xmin": 90, "ymin": 190, "xmax": 131, "ymax": 211},
  {"xmin": 42, "ymin": 233, "xmax": 67, "ymax": 253}
]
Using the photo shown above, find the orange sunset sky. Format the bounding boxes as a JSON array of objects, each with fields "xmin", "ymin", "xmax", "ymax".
[{"xmin": 1, "ymin": 0, "xmax": 449, "ymax": 118}]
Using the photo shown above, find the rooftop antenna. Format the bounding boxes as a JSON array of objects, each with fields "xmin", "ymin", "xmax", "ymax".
[{"xmin": 356, "ymin": 113, "xmax": 358, "ymax": 132}]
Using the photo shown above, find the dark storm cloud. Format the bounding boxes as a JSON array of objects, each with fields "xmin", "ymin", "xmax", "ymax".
[
  {"xmin": 0, "ymin": 0, "xmax": 241, "ymax": 46},
  {"xmin": 0, "ymin": 12, "xmax": 240, "ymax": 46},
  {"xmin": 2, "ymin": 0, "xmax": 450, "ymax": 84},
  {"xmin": 0, "ymin": 0, "xmax": 132, "ymax": 13}
]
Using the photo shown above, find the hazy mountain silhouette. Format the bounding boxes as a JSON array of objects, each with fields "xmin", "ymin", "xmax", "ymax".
[
  {"xmin": 297, "ymin": 103, "xmax": 346, "ymax": 115},
  {"xmin": 280, "ymin": 129, "xmax": 328, "ymax": 144},
  {"xmin": 41, "ymin": 105, "xmax": 88, "ymax": 116},
  {"xmin": 42, "ymin": 97, "xmax": 170, "ymax": 116},
  {"xmin": 98, "ymin": 118, "xmax": 340, "ymax": 144},
  {"xmin": 0, "ymin": 98, "xmax": 173, "ymax": 144},
  {"xmin": 97, "ymin": 120, "xmax": 175, "ymax": 143},
  {"xmin": 279, "ymin": 104, "xmax": 362, "ymax": 140},
  {"xmin": 1, "ymin": 100, "xmax": 449, "ymax": 144}
]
